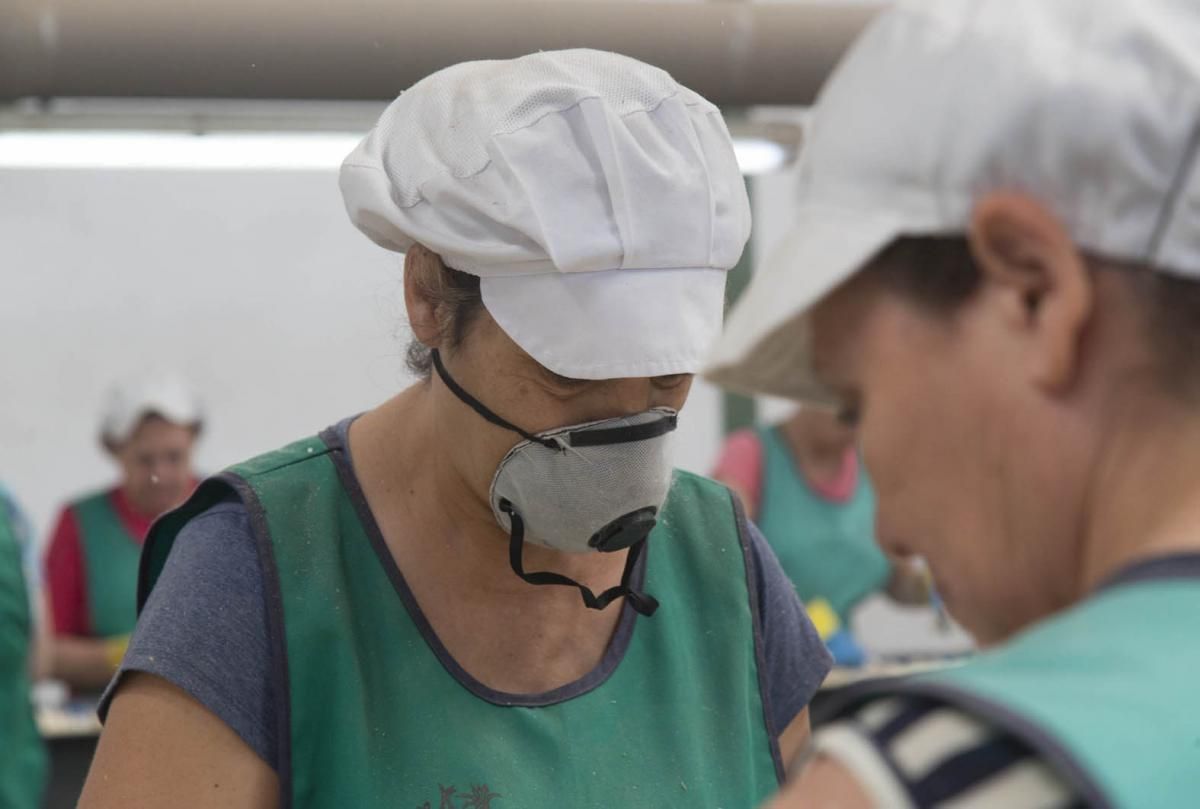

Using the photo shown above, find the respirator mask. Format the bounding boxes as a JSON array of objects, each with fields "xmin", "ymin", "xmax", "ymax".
[{"xmin": 433, "ymin": 350, "xmax": 677, "ymax": 616}]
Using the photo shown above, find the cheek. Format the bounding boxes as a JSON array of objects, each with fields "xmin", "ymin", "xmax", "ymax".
[
  {"xmin": 859, "ymin": 396, "xmax": 948, "ymax": 557},
  {"xmin": 856, "ymin": 328, "xmax": 991, "ymax": 563}
]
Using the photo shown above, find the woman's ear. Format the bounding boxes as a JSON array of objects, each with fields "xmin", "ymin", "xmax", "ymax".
[
  {"xmin": 967, "ymin": 192, "xmax": 1094, "ymax": 393},
  {"xmin": 403, "ymin": 243, "xmax": 446, "ymax": 349}
]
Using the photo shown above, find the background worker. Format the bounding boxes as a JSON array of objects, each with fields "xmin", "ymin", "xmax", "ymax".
[
  {"xmin": 713, "ymin": 407, "xmax": 931, "ymax": 664},
  {"xmin": 1, "ymin": 482, "xmax": 48, "ymax": 809},
  {"xmin": 44, "ymin": 374, "xmax": 202, "ymax": 692}
]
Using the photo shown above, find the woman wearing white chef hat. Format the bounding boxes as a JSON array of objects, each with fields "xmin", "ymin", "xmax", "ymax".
[
  {"xmin": 43, "ymin": 373, "xmax": 202, "ymax": 693},
  {"xmin": 81, "ymin": 50, "xmax": 831, "ymax": 809}
]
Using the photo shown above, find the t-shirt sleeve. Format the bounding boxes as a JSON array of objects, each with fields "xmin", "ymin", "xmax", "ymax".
[
  {"xmin": 98, "ymin": 498, "xmax": 278, "ymax": 770},
  {"xmin": 749, "ymin": 519, "xmax": 834, "ymax": 734},
  {"xmin": 711, "ymin": 430, "xmax": 765, "ymax": 516}
]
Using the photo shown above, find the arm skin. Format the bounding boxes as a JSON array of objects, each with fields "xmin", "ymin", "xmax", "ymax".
[
  {"xmin": 779, "ymin": 707, "xmax": 813, "ymax": 770},
  {"xmin": 79, "ymin": 672, "xmax": 279, "ymax": 809},
  {"xmin": 762, "ymin": 754, "xmax": 876, "ymax": 809}
]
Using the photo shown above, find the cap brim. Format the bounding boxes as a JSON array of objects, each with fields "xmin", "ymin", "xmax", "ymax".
[
  {"xmin": 481, "ymin": 267, "xmax": 726, "ymax": 380},
  {"xmin": 705, "ymin": 203, "xmax": 904, "ymax": 401}
]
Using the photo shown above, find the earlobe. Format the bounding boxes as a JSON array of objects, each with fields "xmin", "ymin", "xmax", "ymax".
[{"xmin": 967, "ymin": 192, "xmax": 1093, "ymax": 394}]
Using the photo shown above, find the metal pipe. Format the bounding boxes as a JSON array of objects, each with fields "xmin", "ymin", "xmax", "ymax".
[{"xmin": 0, "ymin": 1, "xmax": 883, "ymax": 105}]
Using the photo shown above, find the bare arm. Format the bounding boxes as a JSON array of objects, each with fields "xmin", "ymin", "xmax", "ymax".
[
  {"xmin": 763, "ymin": 755, "xmax": 875, "ymax": 809},
  {"xmin": 80, "ymin": 672, "xmax": 278, "ymax": 809},
  {"xmin": 777, "ymin": 707, "xmax": 812, "ymax": 767},
  {"xmin": 47, "ymin": 635, "xmax": 123, "ymax": 691}
]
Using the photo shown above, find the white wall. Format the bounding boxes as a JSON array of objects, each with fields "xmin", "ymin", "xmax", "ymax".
[{"xmin": 0, "ymin": 166, "xmax": 725, "ymax": 541}]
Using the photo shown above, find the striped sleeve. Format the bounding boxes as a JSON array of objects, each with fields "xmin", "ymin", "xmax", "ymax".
[{"xmin": 812, "ymin": 695, "xmax": 1087, "ymax": 808}]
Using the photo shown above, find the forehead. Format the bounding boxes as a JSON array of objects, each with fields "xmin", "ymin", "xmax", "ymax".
[{"xmin": 126, "ymin": 415, "xmax": 196, "ymax": 446}]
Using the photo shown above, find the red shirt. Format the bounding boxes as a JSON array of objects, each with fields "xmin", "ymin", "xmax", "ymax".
[{"xmin": 44, "ymin": 488, "xmax": 155, "ymax": 638}]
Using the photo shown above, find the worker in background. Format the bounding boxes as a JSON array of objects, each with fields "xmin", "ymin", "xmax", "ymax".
[
  {"xmin": 1, "ymin": 483, "xmax": 48, "ymax": 809},
  {"xmin": 712, "ymin": 407, "xmax": 931, "ymax": 664},
  {"xmin": 707, "ymin": 0, "xmax": 1200, "ymax": 805},
  {"xmin": 82, "ymin": 51, "xmax": 832, "ymax": 809},
  {"xmin": 44, "ymin": 374, "xmax": 202, "ymax": 692}
]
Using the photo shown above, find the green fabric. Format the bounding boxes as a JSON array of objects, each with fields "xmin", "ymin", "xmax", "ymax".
[
  {"xmin": 73, "ymin": 491, "xmax": 142, "ymax": 638},
  {"xmin": 827, "ymin": 579, "xmax": 1200, "ymax": 807},
  {"xmin": 756, "ymin": 427, "xmax": 890, "ymax": 625},
  {"xmin": 145, "ymin": 435, "xmax": 781, "ymax": 808},
  {"xmin": 917, "ymin": 581, "xmax": 1200, "ymax": 807},
  {"xmin": 0, "ymin": 504, "xmax": 47, "ymax": 809}
]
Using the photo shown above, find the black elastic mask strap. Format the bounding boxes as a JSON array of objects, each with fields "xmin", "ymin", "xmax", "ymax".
[
  {"xmin": 431, "ymin": 349, "xmax": 559, "ymax": 450},
  {"xmin": 502, "ymin": 501, "xmax": 660, "ymax": 617}
]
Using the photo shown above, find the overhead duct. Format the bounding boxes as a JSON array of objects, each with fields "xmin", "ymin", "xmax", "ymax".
[{"xmin": 0, "ymin": 1, "xmax": 883, "ymax": 105}]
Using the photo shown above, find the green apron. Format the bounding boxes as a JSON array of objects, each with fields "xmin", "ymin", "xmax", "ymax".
[
  {"xmin": 142, "ymin": 429, "xmax": 782, "ymax": 809},
  {"xmin": 757, "ymin": 427, "xmax": 890, "ymax": 625},
  {"xmin": 0, "ymin": 504, "xmax": 48, "ymax": 809},
  {"xmin": 819, "ymin": 567, "xmax": 1200, "ymax": 808},
  {"xmin": 72, "ymin": 490, "xmax": 143, "ymax": 637}
]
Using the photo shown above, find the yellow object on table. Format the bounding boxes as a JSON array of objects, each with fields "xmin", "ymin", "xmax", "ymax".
[
  {"xmin": 805, "ymin": 598, "xmax": 841, "ymax": 641},
  {"xmin": 103, "ymin": 634, "xmax": 130, "ymax": 670}
]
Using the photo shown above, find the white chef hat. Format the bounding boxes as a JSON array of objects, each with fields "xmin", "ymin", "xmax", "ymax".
[
  {"xmin": 100, "ymin": 373, "xmax": 204, "ymax": 448},
  {"xmin": 340, "ymin": 48, "xmax": 751, "ymax": 380}
]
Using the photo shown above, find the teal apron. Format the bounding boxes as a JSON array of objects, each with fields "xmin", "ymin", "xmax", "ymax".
[
  {"xmin": 72, "ymin": 490, "xmax": 143, "ymax": 638},
  {"xmin": 757, "ymin": 427, "xmax": 890, "ymax": 625},
  {"xmin": 0, "ymin": 505, "xmax": 48, "ymax": 809},
  {"xmin": 141, "ymin": 428, "xmax": 782, "ymax": 809},
  {"xmin": 819, "ymin": 559, "xmax": 1200, "ymax": 808}
]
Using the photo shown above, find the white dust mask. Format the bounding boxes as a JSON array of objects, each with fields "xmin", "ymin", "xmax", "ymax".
[{"xmin": 432, "ymin": 350, "xmax": 676, "ymax": 615}]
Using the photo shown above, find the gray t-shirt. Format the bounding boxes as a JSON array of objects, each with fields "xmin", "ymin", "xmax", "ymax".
[{"xmin": 101, "ymin": 419, "xmax": 832, "ymax": 770}]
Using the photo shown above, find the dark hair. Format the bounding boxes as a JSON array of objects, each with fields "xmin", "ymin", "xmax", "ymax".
[
  {"xmin": 405, "ymin": 255, "xmax": 484, "ymax": 377},
  {"xmin": 867, "ymin": 235, "xmax": 1200, "ymax": 401},
  {"xmin": 1125, "ymin": 266, "xmax": 1200, "ymax": 401},
  {"xmin": 867, "ymin": 236, "xmax": 983, "ymax": 314}
]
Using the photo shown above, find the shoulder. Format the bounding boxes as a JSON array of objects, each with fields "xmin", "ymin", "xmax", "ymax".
[
  {"xmin": 227, "ymin": 435, "xmax": 335, "ymax": 482},
  {"xmin": 670, "ymin": 468, "xmax": 736, "ymax": 496},
  {"xmin": 79, "ymin": 485, "xmax": 118, "ymax": 505},
  {"xmin": 62, "ymin": 486, "xmax": 118, "ymax": 518},
  {"xmin": 103, "ymin": 495, "xmax": 278, "ymax": 767}
]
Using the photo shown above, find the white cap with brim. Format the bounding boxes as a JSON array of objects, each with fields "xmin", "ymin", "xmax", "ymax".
[
  {"xmin": 340, "ymin": 48, "xmax": 751, "ymax": 380},
  {"xmin": 101, "ymin": 373, "xmax": 204, "ymax": 447},
  {"xmin": 706, "ymin": 0, "xmax": 1200, "ymax": 401}
]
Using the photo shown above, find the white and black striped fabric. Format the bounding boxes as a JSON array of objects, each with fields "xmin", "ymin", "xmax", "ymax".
[{"xmin": 814, "ymin": 695, "xmax": 1090, "ymax": 808}]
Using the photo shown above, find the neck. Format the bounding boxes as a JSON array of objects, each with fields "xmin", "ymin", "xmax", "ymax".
[
  {"xmin": 351, "ymin": 384, "xmax": 630, "ymax": 609},
  {"xmin": 1078, "ymin": 389, "xmax": 1200, "ymax": 594}
]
